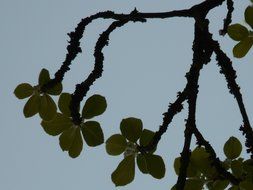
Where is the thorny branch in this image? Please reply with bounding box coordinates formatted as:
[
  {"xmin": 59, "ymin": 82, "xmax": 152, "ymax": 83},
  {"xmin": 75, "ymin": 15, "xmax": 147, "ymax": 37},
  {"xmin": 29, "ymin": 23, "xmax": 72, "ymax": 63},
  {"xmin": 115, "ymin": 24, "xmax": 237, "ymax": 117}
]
[{"xmin": 41, "ymin": 0, "xmax": 252, "ymax": 188}]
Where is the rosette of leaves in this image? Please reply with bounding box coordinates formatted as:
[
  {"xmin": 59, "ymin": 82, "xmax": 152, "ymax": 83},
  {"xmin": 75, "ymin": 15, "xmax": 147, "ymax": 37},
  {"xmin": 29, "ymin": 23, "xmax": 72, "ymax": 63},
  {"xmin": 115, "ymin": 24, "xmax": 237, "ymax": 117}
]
[
  {"xmin": 172, "ymin": 136, "xmax": 250, "ymax": 190},
  {"xmin": 227, "ymin": 5, "xmax": 253, "ymax": 58},
  {"xmin": 105, "ymin": 117, "xmax": 165, "ymax": 186},
  {"xmin": 41, "ymin": 93, "xmax": 107, "ymax": 158},
  {"xmin": 14, "ymin": 68, "xmax": 62, "ymax": 121}
]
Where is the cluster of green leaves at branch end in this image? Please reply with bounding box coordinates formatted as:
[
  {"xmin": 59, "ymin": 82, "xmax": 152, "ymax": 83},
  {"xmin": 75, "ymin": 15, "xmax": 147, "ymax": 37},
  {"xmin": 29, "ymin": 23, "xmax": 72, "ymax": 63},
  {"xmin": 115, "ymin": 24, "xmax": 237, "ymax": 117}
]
[
  {"xmin": 14, "ymin": 68, "xmax": 107, "ymax": 158},
  {"xmin": 172, "ymin": 136, "xmax": 253, "ymax": 190},
  {"xmin": 105, "ymin": 117, "xmax": 165, "ymax": 186},
  {"xmin": 227, "ymin": 2, "xmax": 253, "ymax": 58}
]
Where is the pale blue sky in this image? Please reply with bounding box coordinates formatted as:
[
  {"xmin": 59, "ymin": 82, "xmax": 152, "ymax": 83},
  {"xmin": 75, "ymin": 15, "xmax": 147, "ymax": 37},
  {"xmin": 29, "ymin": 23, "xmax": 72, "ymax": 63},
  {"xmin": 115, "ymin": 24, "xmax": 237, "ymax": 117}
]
[{"xmin": 1, "ymin": 0, "xmax": 253, "ymax": 189}]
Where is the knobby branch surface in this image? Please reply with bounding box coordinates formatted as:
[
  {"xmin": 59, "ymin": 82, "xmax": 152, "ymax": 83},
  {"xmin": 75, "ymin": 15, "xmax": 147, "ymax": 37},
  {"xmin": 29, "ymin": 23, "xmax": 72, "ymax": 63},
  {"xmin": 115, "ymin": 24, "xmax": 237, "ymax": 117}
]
[{"xmin": 39, "ymin": 0, "xmax": 253, "ymax": 188}]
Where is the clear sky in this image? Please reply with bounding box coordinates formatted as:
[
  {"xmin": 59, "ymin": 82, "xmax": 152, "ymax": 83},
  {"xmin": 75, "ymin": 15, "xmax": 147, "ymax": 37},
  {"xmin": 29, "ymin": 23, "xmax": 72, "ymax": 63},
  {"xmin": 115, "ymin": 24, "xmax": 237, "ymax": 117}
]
[{"xmin": 1, "ymin": 0, "xmax": 253, "ymax": 189}]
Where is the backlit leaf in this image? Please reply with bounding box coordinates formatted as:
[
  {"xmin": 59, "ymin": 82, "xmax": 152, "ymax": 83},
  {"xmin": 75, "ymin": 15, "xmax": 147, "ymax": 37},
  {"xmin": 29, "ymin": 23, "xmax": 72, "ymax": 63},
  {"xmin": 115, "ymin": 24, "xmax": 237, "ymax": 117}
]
[
  {"xmin": 120, "ymin": 117, "xmax": 143, "ymax": 142},
  {"xmin": 106, "ymin": 134, "xmax": 127, "ymax": 155},
  {"xmin": 231, "ymin": 159, "xmax": 243, "ymax": 178},
  {"xmin": 46, "ymin": 82, "xmax": 62, "ymax": 95},
  {"xmin": 58, "ymin": 93, "xmax": 72, "ymax": 117},
  {"xmin": 184, "ymin": 179, "xmax": 204, "ymax": 190},
  {"xmin": 82, "ymin": 94, "xmax": 107, "ymax": 119},
  {"xmin": 14, "ymin": 83, "xmax": 34, "ymax": 99},
  {"xmin": 223, "ymin": 136, "xmax": 242, "ymax": 159},
  {"xmin": 59, "ymin": 125, "xmax": 78, "ymax": 151},
  {"xmin": 39, "ymin": 94, "xmax": 57, "ymax": 121},
  {"xmin": 137, "ymin": 154, "xmax": 149, "ymax": 174},
  {"xmin": 240, "ymin": 180, "xmax": 253, "ymax": 190},
  {"xmin": 146, "ymin": 154, "xmax": 165, "ymax": 179},
  {"xmin": 23, "ymin": 94, "xmax": 40, "ymax": 117},
  {"xmin": 81, "ymin": 121, "xmax": 104, "ymax": 147},
  {"xmin": 245, "ymin": 6, "xmax": 253, "ymax": 28},
  {"xmin": 111, "ymin": 155, "xmax": 135, "ymax": 186},
  {"xmin": 227, "ymin": 24, "xmax": 249, "ymax": 41},
  {"xmin": 233, "ymin": 37, "xmax": 253, "ymax": 58},
  {"xmin": 39, "ymin": 68, "xmax": 50, "ymax": 86},
  {"xmin": 174, "ymin": 157, "xmax": 198, "ymax": 177},
  {"xmin": 41, "ymin": 113, "xmax": 72, "ymax": 136},
  {"xmin": 68, "ymin": 127, "xmax": 83, "ymax": 158},
  {"xmin": 213, "ymin": 180, "xmax": 229, "ymax": 190}
]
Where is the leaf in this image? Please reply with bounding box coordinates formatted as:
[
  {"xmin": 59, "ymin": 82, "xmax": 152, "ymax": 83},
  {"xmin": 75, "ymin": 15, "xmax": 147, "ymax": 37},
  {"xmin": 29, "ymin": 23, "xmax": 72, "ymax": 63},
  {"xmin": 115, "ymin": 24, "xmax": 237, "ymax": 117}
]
[
  {"xmin": 240, "ymin": 180, "xmax": 253, "ymax": 190},
  {"xmin": 212, "ymin": 180, "xmax": 229, "ymax": 190},
  {"xmin": 59, "ymin": 125, "xmax": 78, "ymax": 151},
  {"xmin": 145, "ymin": 154, "xmax": 165, "ymax": 179},
  {"xmin": 68, "ymin": 127, "xmax": 83, "ymax": 158},
  {"xmin": 120, "ymin": 117, "xmax": 143, "ymax": 142},
  {"xmin": 233, "ymin": 37, "xmax": 253, "ymax": 58},
  {"xmin": 190, "ymin": 147, "xmax": 211, "ymax": 173},
  {"xmin": 41, "ymin": 113, "xmax": 72, "ymax": 136},
  {"xmin": 81, "ymin": 121, "xmax": 104, "ymax": 147},
  {"xmin": 39, "ymin": 68, "xmax": 50, "ymax": 86},
  {"xmin": 106, "ymin": 134, "xmax": 127, "ymax": 155},
  {"xmin": 111, "ymin": 155, "xmax": 135, "ymax": 186},
  {"xmin": 174, "ymin": 157, "xmax": 181, "ymax": 176},
  {"xmin": 58, "ymin": 93, "xmax": 72, "ymax": 117},
  {"xmin": 46, "ymin": 82, "xmax": 63, "ymax": 95},
  {"xmin": 184, "ymin": 179, "xmax": 204, "ymax": 190},
  {"xmin": 23, "ymin": 94, "xmax": 40, "ymax": 117},
  {"xmin": 223, "ymin": 136, "xmax": 242, "ymax": 159},
  {"xmin": 231, "ymin": 159, "xmax": 243, "ymax": 178},
  {"xmin": 82, "ymin": 94, "xmax": 107, "ymax": 119},
  {"xmin": 227, "ymin": 24, "xmax": 249, "ymax": 41},
  {"xmin": 14, "ymin": 83, "xmax": 34, "ymax": 99},
  {"xmin": 137, "ymin": 154, "xmax": 149, "ymax": 174},
  {"xmin": 245, "ymin": 6, "xmax": 253, "ymax": 28},
  {"xmin": 39, "ymin": 94, "xmax": 57, "ymax": 121},
  {"xmin": 242, "ymin": 159, "xmax": 253, "ymax": 175},
  {"xmin": 173, "ymin": 157, "xmax": 198, "ymax": 177}
]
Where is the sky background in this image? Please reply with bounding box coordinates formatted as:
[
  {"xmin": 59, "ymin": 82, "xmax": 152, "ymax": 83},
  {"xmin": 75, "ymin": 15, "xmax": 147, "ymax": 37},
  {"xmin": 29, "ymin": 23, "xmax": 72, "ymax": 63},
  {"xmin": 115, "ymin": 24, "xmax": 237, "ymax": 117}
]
[{"xmin": 1, "ymin": 0, "xmax": 253, "ymax": 189}]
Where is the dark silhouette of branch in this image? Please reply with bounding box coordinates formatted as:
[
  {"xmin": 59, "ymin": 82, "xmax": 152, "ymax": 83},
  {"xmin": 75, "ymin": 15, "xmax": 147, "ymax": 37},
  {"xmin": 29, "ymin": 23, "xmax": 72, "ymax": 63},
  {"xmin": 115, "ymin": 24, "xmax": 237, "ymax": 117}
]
[
  {"xmin": 41, "ymin": 0, "xmax": 229, "ymax": 92},
  {"xmin": 69, "ymin": 19, "xmax": 134, "ymax": 124},
  {"xmin": 208, "ymin": 36, "xmax": 253, "ymax": 158},
  {"xmin": 220, "ymin": 0, "xmax": 234, "ymax": 35}
]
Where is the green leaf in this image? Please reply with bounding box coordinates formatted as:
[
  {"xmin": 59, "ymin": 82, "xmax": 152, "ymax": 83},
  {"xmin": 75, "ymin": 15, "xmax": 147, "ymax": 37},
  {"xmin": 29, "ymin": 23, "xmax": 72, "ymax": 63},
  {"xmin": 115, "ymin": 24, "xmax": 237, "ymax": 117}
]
[
  {"xmin": 245, "ymin": 6, "xmax": 253, "ymax": 28},
  {"xmin": 14, "ymin": 83, "xmax": 34, "ymax": 99},
  {"xmin": 139, "ymin": 129, "xmax": 156, "ymax": 153},
  {"xmin": 41, "ymin": 113, "xmax": 72, "ymax": 136},
  {"xmin": 81, "ymin": 121, "xmax": 104, "ymax": 147},
  {"xmin": 23, "ymin": 94, "xmax": 40, "ymax": 117},
  {"xmin": 39, "ymin": 94, "xmax": 57, "ymax": 121},
  {"xmin": 174, "ymin": 157, "xmax": 181, "ymax": 176},
  {"xmin": 190, "ymin": 147, "xmax": 211, "ymax": 174},
  {"xmin": 242, "ymin": 159, "xmax": 253, "ymax": 175},
  {"xmin": 184, "ymin": 179, "xmax": 204, "ymax": 190},
  {"xmin": 137, "ymin": 154, "xmax": 149, "ymax": 174},
  {"xmin": 240, "ymin": 180, "xmax": 253, "ymax": 190},
  {"xmin": 233, "ymin": 37, "xmax": 253, "ymax": 58},
  {"xmin": 212, "ymin": 180, "xmax": 229, "ymax": 190},
  {"xmin": 145, "ymin": 154, "xmax": 165, "ymax": 179},
  {"xmin": 231, "ymin": 159, "xmax": 243, "ymax": 178},
  {"xmin": 39, "ymin": 68, "xmax": 50, "ymax": 86},
  {"xmin": 111, "ymin": 155, "xmax": 135, "ymax": 186},
  {"xmin": 120, "ymin": 117, "xmax": 143, "ymax": 142},
  {"xmin": 59, "ymin": 125, "xmax": 78, "ymax": 151},
  {"xmin": 173, "ymin": 157, "xmax": 198, "ymax": 177},
  {"xmin": 82, "ymin": 94, "xmax": 107, "ymax": 119},
  {"xmin": 227, "ymin": 24, "xmax": 249, "ymax": 41},
  {"xmin": 68, "ymin": 127, "xmax": 83, "ymax": 158},
  {"xmin": 223, "ymin": 136, "xmax": 242, "ymax": 159},
  {"xmin": 106, "ymin": 134, "xmax": 127, "ymax": 155},
  {"xmin": 58, "ymin": 93, "xmax": 72, "ymax": 117},
  {"xmin": 228, "ymin": 186, "xmax": 240, "ymax": 190},
  {"xmin": 46, "ymin": 82, "xmax": 63, "ymax": 95}
]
